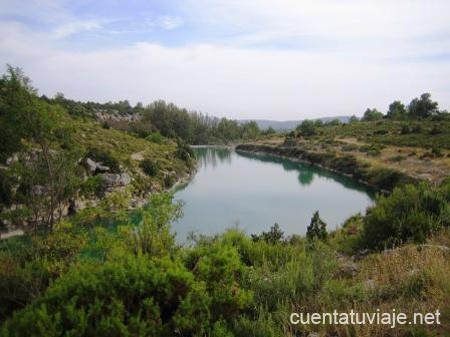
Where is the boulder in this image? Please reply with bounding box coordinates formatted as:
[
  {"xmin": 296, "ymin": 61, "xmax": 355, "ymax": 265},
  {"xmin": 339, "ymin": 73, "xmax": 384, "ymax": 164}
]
[
  {"xmin": 119, "ymin": 173, "xmax": 131, "ymax": 186},
  {"xmin": 86, "ymin": 158, "xmax": 110, "ymax": 173}
]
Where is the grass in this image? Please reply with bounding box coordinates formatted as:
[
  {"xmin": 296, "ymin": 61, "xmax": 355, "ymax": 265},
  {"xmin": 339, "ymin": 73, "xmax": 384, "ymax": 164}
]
[
  {"xmin": 72, "ymin": 119, "xmax": 193, "ymax": 193},
  {"xmin": 245, "ymin": 119, "xmax": 450, "ymax": 184}
]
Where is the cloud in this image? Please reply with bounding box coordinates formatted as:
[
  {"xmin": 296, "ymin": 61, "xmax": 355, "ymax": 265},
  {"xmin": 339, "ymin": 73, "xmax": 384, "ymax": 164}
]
[
  {"xmin": 158, "ymin": 16, "xmax": 184, "ymax": 30},
  {"xmin": 0, "ymin": 0, "xmax": 449, "ymax": 119},
  {"xmin": 52, "ymin": 20, "xmax": 103, "ymax": 39}
]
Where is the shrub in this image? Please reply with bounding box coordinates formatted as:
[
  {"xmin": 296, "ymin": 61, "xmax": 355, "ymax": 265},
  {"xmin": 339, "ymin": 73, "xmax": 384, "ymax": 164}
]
[
  {"xmin": 176, "ymin": 139, "xmax": 194, "ymax": 162},
  {"xmin": 341, "ymin": 144, "xmax": 358, "ymax": 152},
  {"xmin": 306, "ymin": 211, "xmax": 327, "ymax": 241},
  {"xmin": 84, "ymin": 147, "xmax": 120, "ymax": 173},
  {"xmin": 139, "ymin": 159, "xmax": 159, "ymax": 177},
  {"xmin": 2, "ymin": 255, "xmax": 212, "ymax": 336},
  {"xmin": 388, "ymin": 155, "xmax": 405, "ymax": 162},
  {"xmin": 363, "ymin": 181, "xmax": 450, "ymax": 249},
  {"xmin": 252, "ymin": 223, "xmax": 284, "ymax": 244},
  {"xmin": 164, "ymin": 175, "xmax": 176, "ymax": 188},
  {"xmin": 146, "ymin": 132, "xmax": 164, "ymax": 144},
  {"xmin": 80, "ymin": 175, "xmax": 107, "ymax": 198},
  {"xmin": 431, "ymin": 146, "xmax": 442, "ymax": 157}
]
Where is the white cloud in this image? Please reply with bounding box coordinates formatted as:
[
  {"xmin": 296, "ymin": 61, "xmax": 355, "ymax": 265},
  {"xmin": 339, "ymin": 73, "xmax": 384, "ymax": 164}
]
[
  {"xmin": 0, "ymin": 1, "xmax": 449, "ymax": 119},
  {"xmin": 158, "ymin": 16, "xmax": 184, "ymax": 30},
  {"xmin": 52, "ymin": 20, "xmax": 103, "ymax": 39}
]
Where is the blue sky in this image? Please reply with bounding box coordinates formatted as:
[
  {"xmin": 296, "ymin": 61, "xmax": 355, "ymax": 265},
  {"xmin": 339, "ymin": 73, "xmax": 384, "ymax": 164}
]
[{"xmin": 1, "ymin": 0, "xmax": 449, "ymax": 119}]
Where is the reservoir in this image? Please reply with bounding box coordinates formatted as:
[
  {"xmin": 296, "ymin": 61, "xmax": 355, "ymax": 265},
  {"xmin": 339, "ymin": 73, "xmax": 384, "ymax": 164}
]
[{"xmin": 173, "ymin": 147, "xmax": 374, "ymax": 241}]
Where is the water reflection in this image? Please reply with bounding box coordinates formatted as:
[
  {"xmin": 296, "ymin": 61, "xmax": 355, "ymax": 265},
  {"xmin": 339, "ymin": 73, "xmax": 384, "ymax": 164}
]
[
  {"xmin": 236, "ymin": 150, "xmax": 374, "ymax": 196},
  {"xmin": 194, "ymin": 147, "xmax": 232, "ymax": 169},
  {"xmin": 173, "ymin": 147, "xmax": 374, "ymax": 242}
]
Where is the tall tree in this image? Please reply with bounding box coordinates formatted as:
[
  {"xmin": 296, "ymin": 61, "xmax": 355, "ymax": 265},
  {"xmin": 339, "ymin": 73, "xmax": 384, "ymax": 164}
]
[
  {"xmin": 386, "ymin": 101, "xmax": 407, "ymax": 120},
  {"xmin": 362, "ymin": 108, "xmax": 384, "ymax": 121},
  {"xmin": 306, "ymin": 211, "xmax": 327, "ymax": 241},
  {"xmin": 408, "ymin": 93, "xmax": 439, "ymax": 119}
]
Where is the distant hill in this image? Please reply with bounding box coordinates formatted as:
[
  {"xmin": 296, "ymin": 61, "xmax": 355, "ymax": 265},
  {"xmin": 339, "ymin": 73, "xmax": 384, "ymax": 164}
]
[{"xmin": 239, "ymin": 116, "xmax": 351, "ymax": 131}]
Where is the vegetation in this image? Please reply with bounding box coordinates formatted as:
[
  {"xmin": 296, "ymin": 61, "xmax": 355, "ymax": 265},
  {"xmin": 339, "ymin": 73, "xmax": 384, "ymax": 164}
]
[
  {"xmin": 1, "ymin": 180, "xmax": 449, "ymax": 336},
  {"xmin": 0, "ymin": 67, "xmax": 193, "ymax": 233},
  {"xmin": 48, "ymin": 95, "xmax": 262, "ymax": 145},
  {"xmin": 1, "ymin": 67, "xmax": 450, "ymax": 335}
]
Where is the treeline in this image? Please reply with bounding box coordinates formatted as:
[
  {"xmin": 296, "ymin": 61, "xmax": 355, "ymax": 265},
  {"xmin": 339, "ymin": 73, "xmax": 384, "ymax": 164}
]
[
  {"xmin": 46, "ymin": 95, "xmax": 263, "ymax": 144},
  {"xmin": 294, "ymin": 92, "xmax": 449, "ymax": 138},
  {"xmin": 361, "ymin": 93, "xmax": 447, "ymax": 121}
]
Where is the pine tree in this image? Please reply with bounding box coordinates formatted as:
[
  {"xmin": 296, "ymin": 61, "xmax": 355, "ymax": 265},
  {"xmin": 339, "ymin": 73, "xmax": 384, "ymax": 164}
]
[{"xmin": 306, "ymin": 211, "xmax": 327, "ymax": 241}]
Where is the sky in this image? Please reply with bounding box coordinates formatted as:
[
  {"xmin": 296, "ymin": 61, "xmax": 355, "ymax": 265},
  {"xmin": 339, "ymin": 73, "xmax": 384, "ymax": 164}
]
[{"xmin": 0, "ymin": 0, "xmax": 449, "ymax": 120}]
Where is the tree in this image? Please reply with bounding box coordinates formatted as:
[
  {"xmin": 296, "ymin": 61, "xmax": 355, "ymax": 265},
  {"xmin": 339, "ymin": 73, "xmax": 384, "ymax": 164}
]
[
  {"xmin": 296, "ymin": 119, "xmax": 317, "ymax": 136},
  {"xmin": 408, "ymin": 93, "xmax": 439, "ymax": 119},
  {"xmin": 306, "ymin": 211, "xmax": 327, "ymax": 241},
  {"xmin": 386, "ymin": 101, "xmax": 407, "ymax": 120},
  {"xmin": 349, "ymin": 115, "xmax": 359, "ymax": 124},
  {"xmin": 362, "ymin": 108, "xmax": 384, "ymax": 121},
  {"xmin": 0, "ymin": 66, "xmax": 81, "ymax": 230},
  {"xmin": 251, "ymin": 223, "xmax": 284, "ymax": 243}
]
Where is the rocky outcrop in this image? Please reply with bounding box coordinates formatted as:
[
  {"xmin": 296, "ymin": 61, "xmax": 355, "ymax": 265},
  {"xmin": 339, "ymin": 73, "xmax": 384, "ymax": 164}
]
[{"xmin": 85, "ymin": 158, "xmax": 111, "ymax": 173}]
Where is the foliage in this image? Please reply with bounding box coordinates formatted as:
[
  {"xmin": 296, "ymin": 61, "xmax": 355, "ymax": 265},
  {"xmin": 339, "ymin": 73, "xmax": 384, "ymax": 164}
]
[
  {"xmin": 139, "ymin": 159, "xmax": 159, "ymax": 177},
  {"xmin": 84, "ymin": 147, "xmax": 120, "ymax": 173},
  {"xmin": 251, "ymin": 223, "xmax": 284, "ymax": 244},
  {"xmin": 408, "ymin": 93, "xmax": 439, "ymax": 119},
  {"xmin": 0, "ymin": 66, "xmax": 82, "ymax": 230},
  {"xmin": 387, "ymin": 101, "xmax": 407, "ymax": 120},
  {"xmin": 362, "ymin": 108, "xmax": 384, "ymax": 121},
  {"xmin": 363, "ymin": 180, "xmax": 450, "ymax": 249},
  {"xmin": 306, "ymin": 211, "xmax": 327, "ymax": 241},
  {"xmin": 296, "ymin": 119, "xmax": 317, "ymax": 136}
]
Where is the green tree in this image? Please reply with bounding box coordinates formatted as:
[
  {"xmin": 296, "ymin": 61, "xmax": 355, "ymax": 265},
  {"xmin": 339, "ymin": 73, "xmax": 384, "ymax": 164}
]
[
  {"xmin": 0, "ymin": 66, "xmax": 81, "ymax": 230},
  {"xmin": 306, "ymin": 211, "xmax": 327, "ymax": 241},
  {"xmin": 362, "ymin": 108, "xmax": 384, "ymax": 121},
  {"xmin": 348, "ymin": 115, "xmax": 359, "ymax": 124},
  {"xmin": 408, "ymin": 93, "xmax": 439, "ymax": 119},
  {"xmin": 296, "ymin": 119, "xmax": 317, "ymax": 136},
  {"xmin": 387, "ymin": 101, "xmax": 407, "ymax": 120}
]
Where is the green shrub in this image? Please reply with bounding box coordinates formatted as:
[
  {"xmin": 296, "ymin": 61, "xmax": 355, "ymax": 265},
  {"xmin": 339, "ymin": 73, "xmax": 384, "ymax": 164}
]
[
  {"xmin": 164, "ymin": 175, "xmax": 176, "ymax": 188},
  {"xmin": 388, "ymin": 155, "xmax": 405, "ymax": 162},
  {"xmin": 139, "ymin": 159, "xmax": 159, "ymax": 177},
  {"xmin": 306, "ymin": 211, "xmax": 327, "ymax": 241},
  {"xmin": 251, "ymin": 223, "xmax": 284, "ymax": 244},
  {"xmin": 2, "ymin": 255, "xmax": 211, "ymax": 336},
  {"xmin": 84, "ymin": 147, "xmax": 120, "ymax": 173},
  {"xmin": 363, "ymin": 181, "xmax": 450, "ymax": 249},
  {"xmin": 80, "ymin": 175, "xmax": 107, "ymax": 198},
  {"xmin": 146, "ymin": 132, "xmax": 164, "ymax": 144},
  {"xmin": 431, "ymin": 146, "xmax": 442, "ymax": 157},
  {"xmin": 176, "ymin": 139, "xmax": 194, "ymax": 162}
]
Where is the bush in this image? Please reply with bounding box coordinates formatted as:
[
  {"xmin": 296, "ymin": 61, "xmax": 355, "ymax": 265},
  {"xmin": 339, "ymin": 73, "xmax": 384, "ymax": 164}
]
[
  {"xmin": 431, "ymin": 146, "xmax": 442, "ymax": 157},
  {"xmin": 363, "ymin": 181, "xmax": 450, "ymax": 249},
  {"xmin": 80, "ymin": 175, "xmax": 107, "ymax": 198},
  {"xmin": 164, "ymin": 175, "xmax": 176, "ymax": 188},
  {"xmin": 146, "ymin": 132, "xmax": 164, "ymax": 144},
  {"xmin": 139, "ymin": 159, "xmax": 159, "ymax": 177},
  {"xmin": 2, "ymin": 255, "xmax": 212, "ymax": 336},
  {"xmin": 306, "ymin": 211, "xmax": 327, "ymax": 241},
  {"xmin": 84, "ymin": 148, "xmax": 120, "ymax": 173},
  {"xmin": 252, "ymin": 223, "xmax": 284, "ymax": 244},
  {"xmin": 176, "ymin": 139, "xmax": 194, "ymax": 162}
]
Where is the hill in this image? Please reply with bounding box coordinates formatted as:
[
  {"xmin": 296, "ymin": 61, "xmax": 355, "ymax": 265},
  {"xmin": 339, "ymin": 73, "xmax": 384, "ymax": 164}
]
[{"xmin": 239, "ymin": 116, "xmax": 351, "ymax": 131}]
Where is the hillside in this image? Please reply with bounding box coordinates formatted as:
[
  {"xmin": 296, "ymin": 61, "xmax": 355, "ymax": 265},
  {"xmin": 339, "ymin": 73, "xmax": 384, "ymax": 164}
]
[{"xmin": 239, "ymin": 116, "xmax": 351, "ymax": 131}]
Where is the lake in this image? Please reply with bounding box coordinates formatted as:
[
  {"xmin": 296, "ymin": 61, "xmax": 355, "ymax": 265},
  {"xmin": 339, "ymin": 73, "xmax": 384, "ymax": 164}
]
[{"xmin": 173, "ymin": 147, "xmax": 374, "ymax": 241}]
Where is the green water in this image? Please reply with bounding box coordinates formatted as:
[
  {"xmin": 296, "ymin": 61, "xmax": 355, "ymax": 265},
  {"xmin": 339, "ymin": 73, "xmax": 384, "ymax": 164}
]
[{"xmin": 173, "ymin": 147, "xmax": 374, "ymax": 241}]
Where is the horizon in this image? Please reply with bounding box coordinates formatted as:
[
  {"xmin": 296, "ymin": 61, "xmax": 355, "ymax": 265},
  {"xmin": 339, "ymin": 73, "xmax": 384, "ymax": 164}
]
[{"xmin": 1, "ymin": 0, "xmax": 449, "ymax": 120}]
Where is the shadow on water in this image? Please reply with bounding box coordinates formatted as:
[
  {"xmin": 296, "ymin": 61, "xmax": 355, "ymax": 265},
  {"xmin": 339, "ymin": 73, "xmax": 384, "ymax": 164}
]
[{"xmin": 234, "ymin": 150, "xmax": 375, "ymax": 198}]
